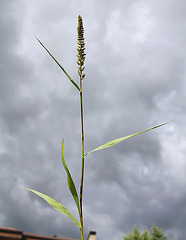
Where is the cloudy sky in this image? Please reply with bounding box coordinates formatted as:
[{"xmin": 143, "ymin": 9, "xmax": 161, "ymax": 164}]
[{"xmin": 1, "ymin": 0, "xmax": 186, "ymax": 240}]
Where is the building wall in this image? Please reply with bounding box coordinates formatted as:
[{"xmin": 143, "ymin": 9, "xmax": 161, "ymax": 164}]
[{"xmin": 0, "ymin": 227, "xmax": 77, "ymax": 240}]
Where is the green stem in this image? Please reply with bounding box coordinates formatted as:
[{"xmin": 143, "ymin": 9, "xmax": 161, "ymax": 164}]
[{"xmin": 79, "ymin": 78, "xmax": 85, "ymax": 240}]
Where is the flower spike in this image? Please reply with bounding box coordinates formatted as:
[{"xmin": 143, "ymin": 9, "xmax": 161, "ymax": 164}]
[{"xmin": 77, "ymin": 15, "xmax": 86, "ymax": 80}]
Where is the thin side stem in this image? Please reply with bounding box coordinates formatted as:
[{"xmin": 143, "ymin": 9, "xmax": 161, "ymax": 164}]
[{"xmin": 79, "ymin": 78, "xmax": 85, "ymax": 240}]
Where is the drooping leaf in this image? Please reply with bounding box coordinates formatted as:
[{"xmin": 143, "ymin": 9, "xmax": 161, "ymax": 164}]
[
  {"xmin": 84, "ymin": 122, "xmax": 170, "ymax": 157},
  {"xmin": 35, "ymin": 36, "xmax": 80, "ymax": 91},
  {"xmin": 61, "ymin": 140, "xmax": 80, "ymax": 215},
  {"xmin": 23, "ymin": 188, "xmax": 81, "ymax": 228}
]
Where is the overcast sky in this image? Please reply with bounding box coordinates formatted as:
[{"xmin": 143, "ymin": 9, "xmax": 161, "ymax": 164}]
[{"xmin": 0, "ymin": 1, "xmax": 186, "ymax": 240}]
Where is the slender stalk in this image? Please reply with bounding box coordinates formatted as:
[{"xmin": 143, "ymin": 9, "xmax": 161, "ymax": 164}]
[
  {"xmin": 77, "ymin": 15, "xmax": 86, "ymax": 240},
  {"xmin": 79, "ymin": 81, "xmax": 85, "ymax": 240}
]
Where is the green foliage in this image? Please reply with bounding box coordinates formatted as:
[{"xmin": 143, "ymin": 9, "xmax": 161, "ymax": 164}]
[
  {"xmin": 35, "ymin": 36, "xmax": 80, "ymax": 91},
  {"xmin": 61, "ymin": 140, "xmax": 81, "ymax": 217},
  {"xmin": 123, "ymin": 226, "xmax": 176, "ymax": 240},
  {"xmin": 84, "ymin": 122, "xmax": 170, "ymax": 157},
  {"xmin": 22, "ymin": 188, "xmax": 81, "ymax": 228},
  {"xmin": 23, "ymin": 15, "xmax": 170, "ymax": 240}
]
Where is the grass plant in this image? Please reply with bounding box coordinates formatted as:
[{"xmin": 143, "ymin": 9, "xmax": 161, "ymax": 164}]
[{"xmin": 23, "ymin": 16, "xmax": 169, "ymax": 240}]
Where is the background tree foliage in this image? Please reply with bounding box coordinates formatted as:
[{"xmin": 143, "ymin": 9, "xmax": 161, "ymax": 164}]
[{"xmin": 123, "ymin": 226, "xmax": 177, "ymax": 240}]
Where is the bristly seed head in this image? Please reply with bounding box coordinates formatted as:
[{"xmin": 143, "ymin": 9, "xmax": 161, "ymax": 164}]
[{"xmin": 77, "ymin": 15, "xmax": 86, "ymax": 80}]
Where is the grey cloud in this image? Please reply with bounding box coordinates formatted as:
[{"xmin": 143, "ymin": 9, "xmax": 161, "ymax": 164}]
[{"xmin": 0, "ymin": 1, "xmax": 186, "ymax": 240}]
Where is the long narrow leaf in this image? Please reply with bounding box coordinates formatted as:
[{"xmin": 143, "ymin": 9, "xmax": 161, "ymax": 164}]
[
  {"xmin": 84, "ymin": 122, "xmax": 170, "ymax": 157},
  {"xmin": 61, "ymin": 140, "xmax": 80, "ymax": 215},
  {"xmin": 23, "ymin": 188, "xmax": 81, "ymax": 228},
  {"xmin": 35, "ymin": 36, "xmax": 80, "ymax": 92}
]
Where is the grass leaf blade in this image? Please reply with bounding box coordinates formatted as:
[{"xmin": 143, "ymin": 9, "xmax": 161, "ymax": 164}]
[
  {"xmin": 61, "ymin": 140, "xmax": 80, "ymax": 216},
  {"xmin": 35, "ymin": 36, "xmax": 80, "ymax": 91},
  {"xmin": 23, "ymin": 188, "xmax": 81, "ymax": 228},
  {"xmin": 85, "ymin": 122, "xmax": 170, "ymax": 157}
]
